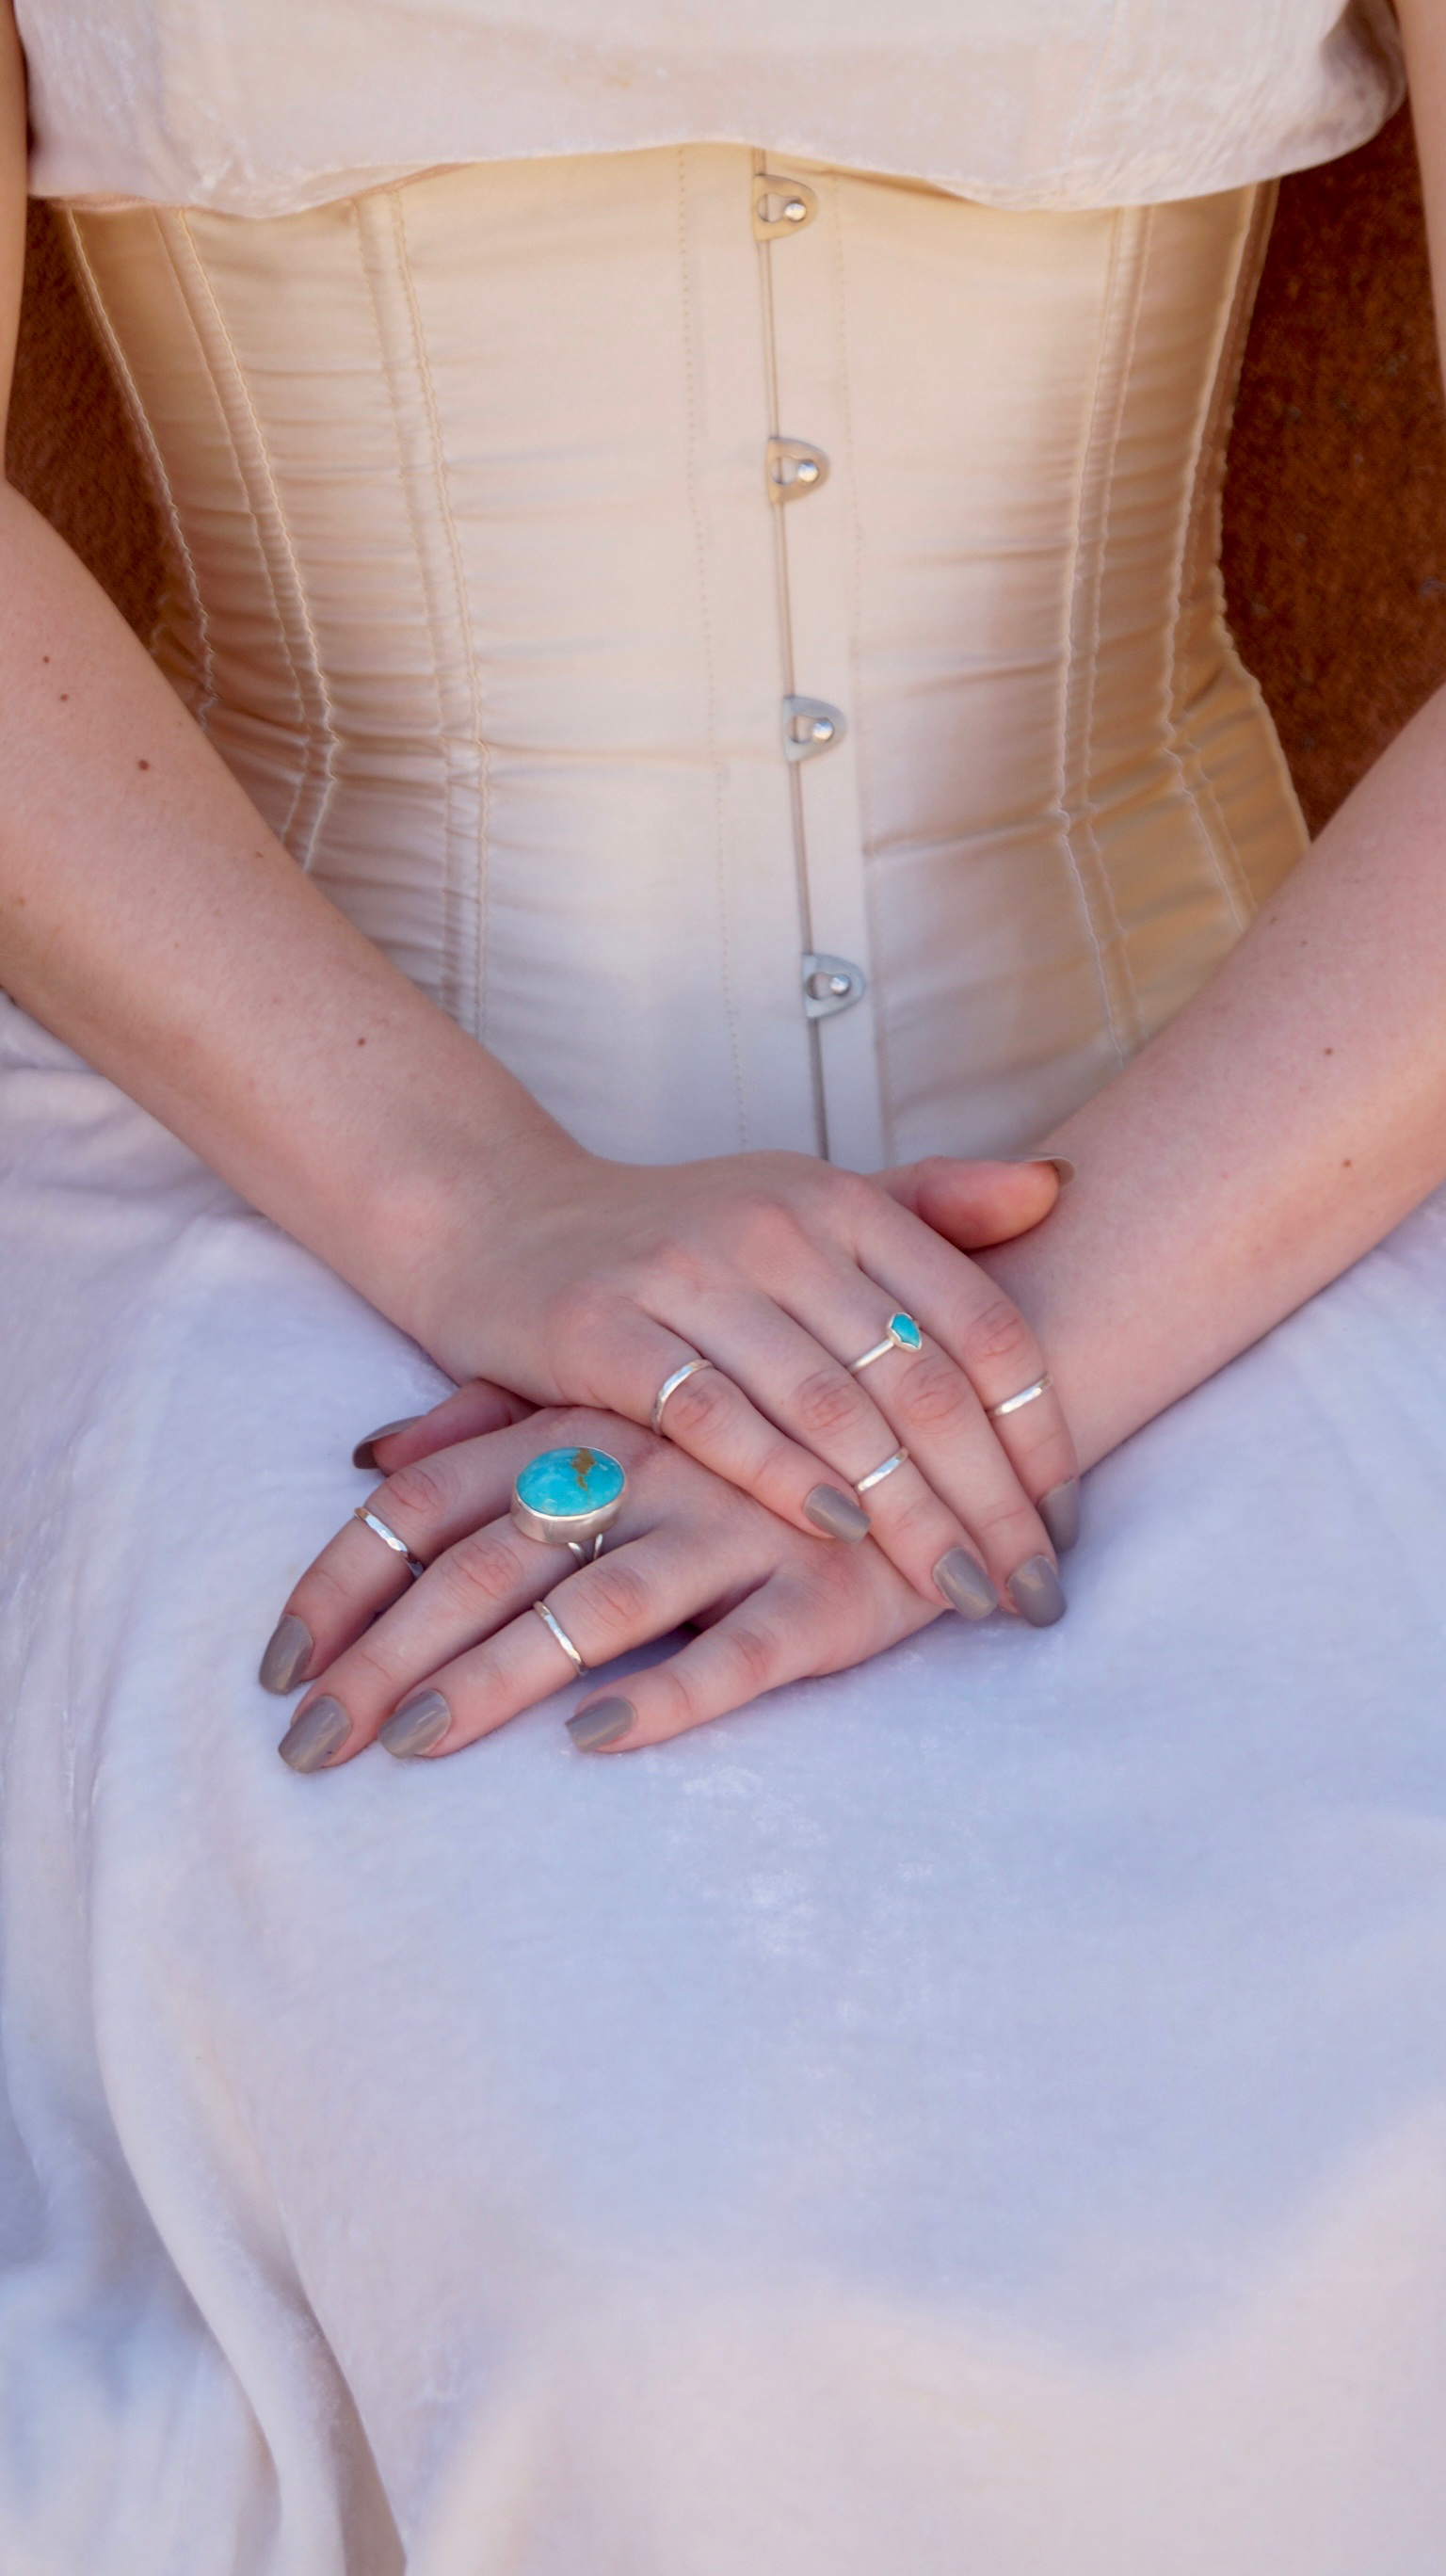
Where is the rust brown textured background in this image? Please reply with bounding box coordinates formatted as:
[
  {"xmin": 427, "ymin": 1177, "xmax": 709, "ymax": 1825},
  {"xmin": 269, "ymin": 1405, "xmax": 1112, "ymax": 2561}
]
[{"xmin": 8, "ymin": 108, "xmax": 1446, "ymax": 834}]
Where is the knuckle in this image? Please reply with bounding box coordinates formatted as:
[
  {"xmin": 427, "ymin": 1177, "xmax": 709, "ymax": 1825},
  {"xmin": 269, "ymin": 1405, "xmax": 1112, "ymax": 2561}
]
[
  {"xmin": 548, "ymin": 1280, "xmax": 616, "ymax": 1353},
  {"xmin": 649, "ymin": 1232, "xmax": 714, "ymax": 1299},
  {"xmin": 661, "ymin": 1365, "xmax": 737, "ymax": 1443},
  {"xmin": 436, "ymin": 1527, "xmax": 525, "ymax": 1615},
  {"xmin": 822, "ymin": 1167, "xmax": 878, "ymax": 1232},
  {"xmin": 719, "ymin": 1618, "xmax": 782, "ymax": 1699},
  {"xmin": 731, "ymin": 1189, "xmax": 805, "ymax": 1267},
  {"xmin": 894, "ymin": 1349, "xmax": 974, "ymax": 1433},
  {"xmin": 382, "ymin": 1456, "xmax": 453, "ymax": 1528},
  {"xmin": 966, "ymin": 1493, "xmax": 1040, "ymax": 1559},
  {"xmin": 959, "ymin": 1295, "xmax": 1036, "ymax": 1382},
  {"xmin": 793, "ymin": 1363, "xmax": 864, "ymax": 1444},
  {"xmin": 575, "ymin": 1556, "xmax": 651, "ymax": 1634}
]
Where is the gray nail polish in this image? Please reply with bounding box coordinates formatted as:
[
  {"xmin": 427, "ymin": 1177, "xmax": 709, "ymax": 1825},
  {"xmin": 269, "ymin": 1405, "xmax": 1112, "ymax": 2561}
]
[
  {"xmin": 1029, "ymin": 1153, "xmax": 1076, "ymax": 1187},
  {"xmin": 352, "ymin": 1416, "xmax": 418, "ymax": 1471},
  {"xmin": 567, "ymin": 1698, "xmax": 637, "ymax": 1753},
  {"xmin": 933, "ymin": 1547, "xmax": 999, "ymax": 1621},
  {"xmin": 1037, "ymin": 1477, "xmax": 1082, "ymax": 1555},
  {"xmin": 1007, "ymin": 1555, "xmax": 1067, "ymax": 1628},
  {"xmin": 378, "ymin": 1688, "xmax": 451, "ymax": 1760},
  {"xmin": 278, "ymin": 1696, "xmax": 350, "ymax": 1772},
  {"xmin": 804, "ymin": 1484, "xmax": 872, "ymax": 1542},
  {"xmin": 259, "ymin": 1612, "xmax": 313, "ymax": 1695}
]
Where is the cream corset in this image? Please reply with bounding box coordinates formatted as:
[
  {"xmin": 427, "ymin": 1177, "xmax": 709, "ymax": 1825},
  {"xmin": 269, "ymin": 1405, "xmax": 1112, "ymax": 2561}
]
[{"xmin": 60, "ymin": 149, "xmax": 1305, "ymax": 1167}]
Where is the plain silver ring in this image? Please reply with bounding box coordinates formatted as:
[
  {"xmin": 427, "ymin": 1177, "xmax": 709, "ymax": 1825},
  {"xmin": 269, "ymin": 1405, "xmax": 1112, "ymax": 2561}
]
[
  {"xmin": 651, "ymin": 1356, "xmax": 715, "ymax": 1435},
  {"xmin": 854, "ymin": 1445, "xmax": 909, "ymax": 1496},
  {"xmin": 353, "ymin": 1503, "xmax": 425, "ymax": 1580},
  {"xmin": 533, "ymin": 1597, "xmax": 587, "ymax": 1678},
  {"xmin": 987, "ymin": 1372, "xmax": 1052, "ymax": 1421}
]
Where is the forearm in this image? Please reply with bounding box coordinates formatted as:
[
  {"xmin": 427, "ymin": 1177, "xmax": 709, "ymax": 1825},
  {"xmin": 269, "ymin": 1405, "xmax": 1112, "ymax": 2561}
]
[
  {"xmin": 0, "ymin": 484, "xmax": 577, "ymax": 1343},
  {"xmin": 984, "ymin": 681, "xmax": 1446, "ymax": 1469}
]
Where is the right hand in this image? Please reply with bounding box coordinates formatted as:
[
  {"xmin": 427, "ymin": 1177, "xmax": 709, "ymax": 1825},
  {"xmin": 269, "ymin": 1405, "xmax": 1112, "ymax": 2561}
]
[{"xmin": 396, "ymin": 1146, "xmax": 1080, "ymax": 1624}]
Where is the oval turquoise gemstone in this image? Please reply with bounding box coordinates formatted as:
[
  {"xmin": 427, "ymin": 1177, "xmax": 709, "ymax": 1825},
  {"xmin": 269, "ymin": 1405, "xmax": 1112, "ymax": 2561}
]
[
  {"xmin": 889, "ymin": 1312, "xmax": 923, "ymax": 1350},
  {"xmin": 515, "ymin": 1444, "xmax": 626, "ymax": 1522}
]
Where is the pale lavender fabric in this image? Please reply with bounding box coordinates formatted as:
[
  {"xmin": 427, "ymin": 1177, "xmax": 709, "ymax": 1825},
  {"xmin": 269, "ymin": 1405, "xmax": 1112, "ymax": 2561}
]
[{"xmin": 2, "ymin": 987, "xmax": 1445, "ymax": 2570}]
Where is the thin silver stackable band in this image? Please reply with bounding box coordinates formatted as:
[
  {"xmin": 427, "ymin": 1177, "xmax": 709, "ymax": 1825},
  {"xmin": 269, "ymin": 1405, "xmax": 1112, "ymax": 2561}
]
[
  {"xmin": 353, "ymin": 1504, "xmax": 425, "ymax": 1579},
  {"xmin": 847, "ymin": 1333, "xmax": 897, "ymax": 1377},
  {"xmin": 987, "ymin": 1372, "xmax": 1052, "ymax": 1421},
  {"xmin": 533, "ymin": 1598, "xmax": 587, "ymax": 1678},
  {"xmin": 854, "ymin": 1445, "xmax": 909, "ymax": 1496},
  {"xmin": 651, "ymin": 1356, "xmax": 715, "ymax": 1435}
]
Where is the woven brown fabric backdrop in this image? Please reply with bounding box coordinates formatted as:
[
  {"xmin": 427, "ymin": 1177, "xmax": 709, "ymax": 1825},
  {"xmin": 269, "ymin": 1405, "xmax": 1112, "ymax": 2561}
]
[{"xmin": 8, "ymin": 108, "xmax": 1446, "ymax": 834}]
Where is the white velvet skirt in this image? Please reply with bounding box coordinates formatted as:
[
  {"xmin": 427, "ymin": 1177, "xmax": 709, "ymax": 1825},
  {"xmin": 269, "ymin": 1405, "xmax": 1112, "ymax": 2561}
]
[{"xmin": 1, "ymin": 148, "xmax": 1443, "ymax": 2575}]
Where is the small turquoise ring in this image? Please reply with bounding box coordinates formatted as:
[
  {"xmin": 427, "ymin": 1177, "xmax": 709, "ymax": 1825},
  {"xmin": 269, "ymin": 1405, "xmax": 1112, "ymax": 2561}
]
[
  {"xmin": 846, "ymin": 1311, "xmax": 924, "ymax": 1377},
  {"xmin": 511, "ymin": 1444, "xmax": 628, "ymax": 1566}
]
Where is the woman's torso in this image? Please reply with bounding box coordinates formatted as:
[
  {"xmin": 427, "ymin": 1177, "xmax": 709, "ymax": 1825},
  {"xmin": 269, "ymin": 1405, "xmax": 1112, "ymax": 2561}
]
[{"xmin": 63, "ymin": 147, "xmax": 1306, "ymax": 1167}]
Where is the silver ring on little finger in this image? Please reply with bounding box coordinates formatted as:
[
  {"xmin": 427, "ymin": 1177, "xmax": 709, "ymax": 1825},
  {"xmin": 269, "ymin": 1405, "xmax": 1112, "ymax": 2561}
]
[
  {"xmin": 986, "ymin": 1371, "xmax": 1052, "ymax": 1420},
  {"xmin": 510, "ymin": 1443, "xmax": 627, "ymax": 1565},
  {"xmin": 353, "ymin": 1503, "xmax": 426, "ymax": 1580}
]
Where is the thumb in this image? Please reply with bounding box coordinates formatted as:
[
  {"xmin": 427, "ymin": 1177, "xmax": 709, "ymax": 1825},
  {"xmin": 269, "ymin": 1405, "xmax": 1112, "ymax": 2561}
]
[{"xmin": 873, "ymin": 1153, "xmax": 1074, "ymax": 1250}]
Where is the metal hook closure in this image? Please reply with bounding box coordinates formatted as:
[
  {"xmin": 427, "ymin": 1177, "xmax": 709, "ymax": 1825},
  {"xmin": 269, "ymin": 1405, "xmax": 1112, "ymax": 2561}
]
[
  {"xmin": 802, "ymin": 954, "xmax": 867, "ymax": 1020},
  {"xmin": 766, "ymin": 437, "xmax": 829, "ymax": 503},
  {"xmin": 753, "ymin": 176, "xmax": 819, "ymax": 240},
  {"xmin": 782, "ymin": 695, "xmax": 847, "ymax": 762}
]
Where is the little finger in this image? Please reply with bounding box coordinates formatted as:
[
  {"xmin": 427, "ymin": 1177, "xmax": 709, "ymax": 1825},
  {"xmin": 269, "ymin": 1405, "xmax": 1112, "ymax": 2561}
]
[{"xmin": 566, "ymin": 1560, "xmax": 939, "ymax": 1753}]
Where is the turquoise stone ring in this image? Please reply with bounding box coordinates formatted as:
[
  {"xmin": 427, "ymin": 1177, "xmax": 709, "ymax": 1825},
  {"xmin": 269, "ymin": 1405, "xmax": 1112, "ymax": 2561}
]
[
  {"xmin": 845, "ymin": 1311, "xmax": 924, "ymax": 1377},
  {"xmin": 511, "ymin": 1445, "xmax": 628, "ymax": 1559}
]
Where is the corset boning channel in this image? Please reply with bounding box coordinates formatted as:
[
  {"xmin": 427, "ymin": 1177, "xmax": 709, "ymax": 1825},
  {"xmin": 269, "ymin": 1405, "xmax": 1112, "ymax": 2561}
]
[{"xmin": 58, "ymin": 148, "xmax": 1307, "ymax": 1169}]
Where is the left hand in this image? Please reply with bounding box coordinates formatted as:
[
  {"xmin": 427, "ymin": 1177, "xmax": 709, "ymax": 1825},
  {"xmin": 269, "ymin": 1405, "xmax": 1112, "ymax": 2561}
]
[{"xmin": 260, "ymin": 1405, "xmax": 986, "ymax": 1767}]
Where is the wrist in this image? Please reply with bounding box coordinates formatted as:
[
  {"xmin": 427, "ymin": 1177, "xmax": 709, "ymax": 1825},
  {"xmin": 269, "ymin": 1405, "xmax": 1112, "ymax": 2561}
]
[{"xmin": 380, "ymin": 1108, "xmax": 594, "ymax": 1381}]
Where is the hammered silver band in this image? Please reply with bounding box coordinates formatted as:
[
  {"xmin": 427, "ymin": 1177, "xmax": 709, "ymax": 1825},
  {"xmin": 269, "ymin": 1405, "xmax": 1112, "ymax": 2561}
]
[
  {"xmin": 987, "ymin": 1372, "xmax": 1052, "ymax": 1421},
  {"xmin": 854, "ymin": 1445, "xmax": 910, "ymax": 1496},
  {"xmin": 533, "ymin": 1598, "xmax": 587, "ymax": 1678},
  {"xmin": 651, "ymin": 1356, "xmax": 715, "ymax": 1435},
  {"xmin": 353, "ymin": 1503, "xmax": 425, "ymax": 1579}
]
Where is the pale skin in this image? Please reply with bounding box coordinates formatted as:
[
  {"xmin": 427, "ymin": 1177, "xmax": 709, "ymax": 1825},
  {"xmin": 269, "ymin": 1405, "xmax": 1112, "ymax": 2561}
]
[{"xmin": 6, "ymin": 5, "xmax": 1446, "ymax": 1759}]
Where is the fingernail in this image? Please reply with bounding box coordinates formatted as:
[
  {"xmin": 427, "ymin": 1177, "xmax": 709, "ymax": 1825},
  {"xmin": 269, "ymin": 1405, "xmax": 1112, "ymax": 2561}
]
[
  {"xmin": 1007, "ymin": 1555, "xmax": 1067, "ymax": 1628},
  {"xmin": 1029, "ymin": 1154, "xmax": 1076, "ymax": 1187},
  {"xmin": 378, "ymin": 1687, "xmax": 451, "ymax": 1760},
  {"xmin": 1037, "ymin": 1477, "xmax": 1082, "ymax": 1554},
  {"xmin": 259, "ymin": 1612, "xmax": 313, "ymax": 1695},
  {"xmin": 804, "ymin": 1485, "xmax": 872, "ymax": 1542},
  {"xmin": 278, "ymin": 1696, "xmax": 350, "ymax": 1772},
  {"xmin": 933, "ymin": 1547, "xmax": 999, "ymax": 1620},
  {"xmin": 352, "ymin": 1416, "xmax": 418, "ymax": 1471},
  {"xmin": 567, "ymin": 1698, "xmax": 637, "ymax": 1752}
]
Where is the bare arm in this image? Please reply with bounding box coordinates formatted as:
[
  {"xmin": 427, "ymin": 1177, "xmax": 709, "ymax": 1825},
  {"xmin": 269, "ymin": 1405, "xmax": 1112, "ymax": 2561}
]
[
  {"xmin": 0, "ymin": 15, "xmax": 1077, "ymax": 1623},
  {"xmin": 982, "ymin": 0, "xmax": 1446, "ymax": 1468}
]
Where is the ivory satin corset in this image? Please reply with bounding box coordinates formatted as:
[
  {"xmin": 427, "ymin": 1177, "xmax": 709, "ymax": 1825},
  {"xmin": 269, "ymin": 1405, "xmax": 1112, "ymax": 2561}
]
[{"xmin": 60, "ymin": 148, "xmax": 1308, "ymax": 1167}]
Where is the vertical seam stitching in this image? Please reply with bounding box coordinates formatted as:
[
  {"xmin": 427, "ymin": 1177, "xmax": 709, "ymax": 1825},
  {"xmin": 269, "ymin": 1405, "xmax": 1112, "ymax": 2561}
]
[
  {"xmin": 829, "ymin": 169, "xmax": 892, "ymax": 1162},
  {"xmin": 1163, "ymin": 187, "xmax": 1272, "ymax": 932},
  {"xmin": 355, "ymin": 191, "xmax": 463, "ymax": 1022},
  {"xmin": 387, "ymin": 185, "xmax": 490, "ymax": 1038},
  {"xmin": 172, "ymin": 210, "xmax": 338, "ymax": 867},
  {"xmin": 1081, "ymin": 204, "xmax": 1151, "ymax": 1049},
  {"xmin": 61, "ymin": 212, "xmax": 217, "ymax": 731},
  {"xmin": 1057, "ymin": 208, "xmax": 1133, "ymax": 1068},
  {"xmin": 677, "ymin": 149, "xmax": 747, "ymax": 1148}
]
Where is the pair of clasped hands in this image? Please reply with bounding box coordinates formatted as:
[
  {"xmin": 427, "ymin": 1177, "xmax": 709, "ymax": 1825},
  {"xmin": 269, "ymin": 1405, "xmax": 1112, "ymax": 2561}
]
[{"xmin": 260, "ymin": 1146, "xmax": 1080, "ymax": 1768}]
